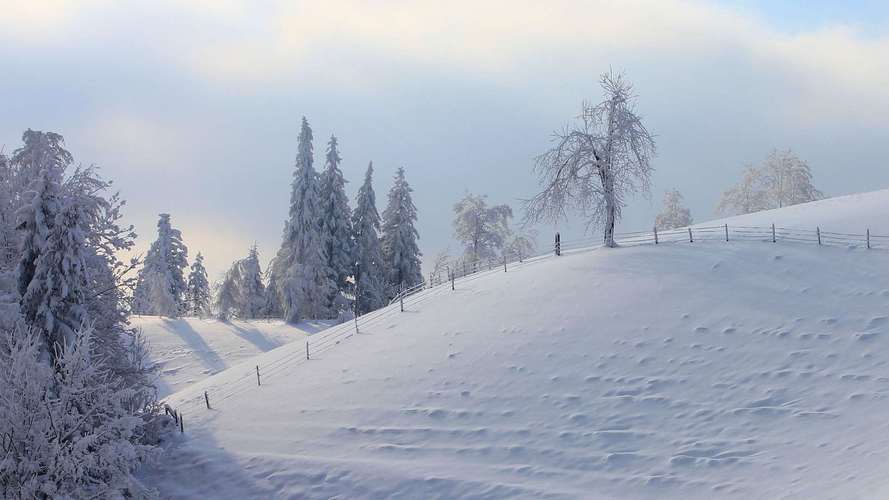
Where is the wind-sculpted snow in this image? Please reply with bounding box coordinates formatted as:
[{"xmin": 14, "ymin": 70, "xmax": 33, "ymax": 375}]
[{"xmin": 143, "ymin": 237, "xmax": 889, "ymax": 499}]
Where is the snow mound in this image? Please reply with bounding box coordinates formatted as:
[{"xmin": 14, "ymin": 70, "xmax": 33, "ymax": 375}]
[
  {"xmin": 134, "ymin": 316, "xmax": 330, "ymax": 398},
  {"xmin": 143, "ymin": 231, "xmax": 889, "ymax": 498}
]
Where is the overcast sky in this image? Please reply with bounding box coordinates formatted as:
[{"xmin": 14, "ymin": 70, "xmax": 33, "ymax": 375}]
[{"xmin": 2, "ymin": 0, "xmax": 887, "ymax": 280}]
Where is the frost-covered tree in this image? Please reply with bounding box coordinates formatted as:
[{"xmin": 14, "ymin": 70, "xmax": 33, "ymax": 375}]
[
  {"xmin": 318, "ymin": 135, "xmax": 353, "ymax": 305},
  {"xmin": 504, "ymin": 228, "xmax": 538, "ymax": 261},
  {"xmin": 654, "ymin": 189, "xmax": 693, "ymax": 229},
  {"xmin": 526, "ymin": 71, "xmax": 656, "ymax": 247},
  {"xmin": 381, "ymin": 167, "xmax": 423, "ymax": 294},
  {"xmin": 214, "ymin": 246, "xmax": 266, "ymax": 321},
  {"xmin": 716, "ymin": 165, "xmax": 770, "ymax": 215},
  {"xmin": 132, "ymin": 213, "xmax": 189, "ymax": 317},
  {"xmin": 17, "ymin": 169, "xmax": 90, "ymax": 363},
  {"xmin": 717, "ymin": 151, "xmax": 824, "ymax": 215},
  {"xmin": 351, "ymin": 162, "xmax": 387, "ymax": 315},
  {"xmin": 185, "ymin": 252, "xmax": 211, "ymax": 316},
  {"xmin": 452, "ymin": 192, "xmax": 513, "ymax": 263},
  {"xmin": 761, "ymin": 149, "xmax": 824, "ymax": 209},
  {"xmin": 271, "ymin": 117, "xmax": 336, "ymax": 322}
]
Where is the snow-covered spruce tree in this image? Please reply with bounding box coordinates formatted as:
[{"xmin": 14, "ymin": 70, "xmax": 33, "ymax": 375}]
[
  {"xmin": 239, "ymin": 245, "xmax": 266, "ymax": 319},
  {"xmin": 761, "ymin": 149, "xmax": 824, "ymax": 209},
  {"xmin": 214, "ymin": 264, "xmax": 242, "ymax": 321},
  {"xmin": 16, "ymin": 167, "xmax": 90, "ymax": 364},
  {"xmin": 654, "ymin": 189, "xmax": 693, "ymax": 230},
  {"xmin": 271, "ymin": 117, "xmax": 336, "ymax": 322},
  {"xmin": 526, "ymin": 71, "xmax": 656, "ymax": 247},
  {"xmin": 262, "ymin": 267, "xmax": 284, "ymax": 319},
  {"xmin": 452, "ymin": 192, "xmax": 513, "ymax": 264},
  {"xmin": 352, "ymin": 162, "xmax": 386, "ymax": 314},
  {"xmin": 351, "ymin": 162, "xmax": 388, "ymax": 315},
  {"xmin": 381, "ymin": 167, "xmax": 422, "ymax": 295},
  {"xmin": 318, "ymin": 135, "xmax": 353, "ymax": 311},
  {"xmin": 716, "ymin": 165, "xmax": 769, "ymax": 215},
  {"xmin": 132, "ymin": 213, "xmax": 188, "ymax": 317},
  {"xmin": 214, "ymin": 245, "xmax": 267, "ymax": 321},
  {"xmin": 0, "ymin": 324, "xmax": 158, "ymax": 498},
  {"xmin": 185, "ymin": 252, "xmax": 211, "ymax": 316}
]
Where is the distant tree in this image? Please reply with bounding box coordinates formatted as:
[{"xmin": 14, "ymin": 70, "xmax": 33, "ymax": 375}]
[
  {"xmin": 452, "ymin": 192, "xmax": 513, "ymax": 263},
  {"xmin": 761, "ymin": 149, "xmax": 824, "ymax": 208},
  {"xmin": 717, "ymin": 151, "xmax": 824, "ymax": 215},
  {"xmin": 654, "ymin": 189, "xmax": 693, "ymax": 229},
  {"xmin": 716, "ymin": 165, "xmax": 770, "ymax": 215},
  {"xmin": 381, "ymin": 167, "xmax": 423, "ymax": 295},
  {"xmin": 526, "ymin": 71, "xmax": 656, "ymax": 247},
  {"xmin": 351, "ymin": 162, "xmax": 388, "ymax": 315},
  {"xmin": 214, "ymin": 245, "xmax": 267, "ymax": 321},
  {"xmin": 270, "ymin": 117, "xmax": 336, "ymax": 322},
  {"xmin": 132, "ymin": 213, "xmax": 188, "ymax": 316},
  {"xmin": 185, "ymin": 252, "xmax": 211, "ymax": 316},
  {"xmin": 428, "ymin": 247, "xmax": 452, "ymax": 285},
  {"xmin": 504, "ymin": 228, "xmax": 538, "ymax": 261},
  {"xmin": 318, "ymin": 135, "xmax": 353, "ymax": 312}
]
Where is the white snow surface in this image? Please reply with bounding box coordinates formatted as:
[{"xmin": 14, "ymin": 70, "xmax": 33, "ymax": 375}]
[
  {"xmin": 133, "ymin": 316, "xmax": 329, "ymax": 398},
  {"xmin": 143, "ymin": 192, "xmax": 889, "ymax": 499}
]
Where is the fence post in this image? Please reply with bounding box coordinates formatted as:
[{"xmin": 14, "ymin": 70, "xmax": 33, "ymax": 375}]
[
  {"xmin": 555, "ymin": 232, "xmax": 561, "ymax": 256},
  {"xmin": 204, "ymin": 391, "xmax": 211, "ymax": 410},
  {"xmin": 653, "ymin": 226, "xmax": 658, "ymax": 245},
  {"xmin": 399, "ymin": 284, "xmax": 404, "ymax": 312},
  {"xmin": 817, "ymin": 226, "xmax": 821, "ymax": 245},
  {"xmin": 447, "ymin": 266, "xmax": 454, "ymax": 291},
  {"xmin": 725, "ymin": 224, "xmax": 729, "ymax": 242},
  {"xmin": 867, "ymin": 228, "xmax": 871, "ymax": 249},
  {"xmin": 179, "ymin": 413, "xmax": 184, "ymax": 433},
  {"xmin": 503, "ymin": 254, "xmax": 507, "ymax": 272},
  {"xmin": 256, "ymin": 365, "xmax": 261, "ymax": 386},
  {"xmin": 688, "ymin": 227, "xmax": 693, "ymax": 243},
  {"xmin": 771, "ymin": 223, "xmax": 776, "ymax": 243},
  {"xmin": 306, "ymin": 341, "xmax": 310, "ymax": 360}
]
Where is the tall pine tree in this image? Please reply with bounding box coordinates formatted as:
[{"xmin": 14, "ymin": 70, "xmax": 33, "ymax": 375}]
[
  {"xmin": 132, "ymin": 213, "xmax": 188, "ymax": 316},
  {"xmin": 271, "ymin": 117, "xmax": 336, "ymax": 322},
  {"xmin": 318, "ymin": 135, "xmax": 353, "ymax": 303},
  {"xmin": 351, "ymin": 162, "xmax": 387, "ymax": 314},
  {"xmin": 185, "ymin": 252, "xmax": 211, "ymax": 316},
  {"xmin": 381, "ymin": 167, "xmax": 422, "ymax": 296}
]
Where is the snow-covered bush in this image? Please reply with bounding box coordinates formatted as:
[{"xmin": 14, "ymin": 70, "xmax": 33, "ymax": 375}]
[{"xmin": 0, "ymin": 324, "xmax": 159, "ymax": 499}]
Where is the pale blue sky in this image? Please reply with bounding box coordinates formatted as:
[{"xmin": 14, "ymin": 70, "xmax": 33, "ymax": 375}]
[{"xmin": 1, "ymin": 0, "xmax": 887, "ymax": 279}]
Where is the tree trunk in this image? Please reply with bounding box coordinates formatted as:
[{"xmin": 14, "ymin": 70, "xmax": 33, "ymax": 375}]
[{"xmin": 603, "ymin": 170, "xmax": 616, "ymax": 248}]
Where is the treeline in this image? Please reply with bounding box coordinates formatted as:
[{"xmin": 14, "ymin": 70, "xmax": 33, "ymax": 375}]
[{"xmin": 133, "ymin": 117, "xmax": 423, "ymax": 322}]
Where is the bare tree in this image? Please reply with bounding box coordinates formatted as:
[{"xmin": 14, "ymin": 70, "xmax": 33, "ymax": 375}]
[{"xmin": 525, "ymin": 72, "xmax": 655, "ymax": 247}]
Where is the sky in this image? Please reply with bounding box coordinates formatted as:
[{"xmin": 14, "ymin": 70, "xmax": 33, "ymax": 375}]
[{"xmin": 1, "ymin": 0, "xmax": 888, "ymax": 281}]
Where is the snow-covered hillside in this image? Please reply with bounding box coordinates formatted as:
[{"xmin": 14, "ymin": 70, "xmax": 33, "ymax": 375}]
[
  {"xmin": 711, "ymin": 188, "xmax": 889, "ymax": 234},
  {"xmin": 133, "ymin": 316, "xmax": 330, "ymax": 397},
  {"xmin": 143, "ymin": 193, "xmax": 889, "ymax": 499}
]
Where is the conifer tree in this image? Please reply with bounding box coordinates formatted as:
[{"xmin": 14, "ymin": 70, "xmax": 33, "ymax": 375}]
[
  {"xmin": 132, "ymin": 213, "xmax": 188, "ymax": 316},
  {"xmin": 319, "ymin": 135, "xmax": 354, "ymax": 304},
  {"xmin": 185, "ymin": 252, "xmax": 211, "ymax": 316},
  {"xmin": 271, "ymin": 117, "xmax": 336, "ymax": 322},
  {"xmin": 17, "ymin": 169, "xmax": 89, "ymax": 362},
  {"xmin": 239, "ymin": 244, "xmax": 266, "ymax": 319},
  {"xmin": 351, "ymin": 162, "xmax": 387, "ymax": 314},
  {"xmin": 381, "ymin": 167, "xmax": 422, "ymax": 295}
]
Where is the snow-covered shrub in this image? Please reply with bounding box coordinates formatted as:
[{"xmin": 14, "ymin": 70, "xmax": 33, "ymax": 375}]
[{"xmin": 0, "ymin": 324, "xmax": 160, "ymax": 499}]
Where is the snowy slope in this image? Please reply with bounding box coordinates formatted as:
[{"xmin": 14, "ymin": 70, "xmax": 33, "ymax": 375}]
[
  {"xmin": 133, "ymin": 316, "xmax": 331, "ymax": 398},
  {"xmin": 711, "ymin": 188, "xmax": 889, "ymax": 234},
  {"xmin": 143, "ymin": 192, "xmax": 889, "ymax": 499}
]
